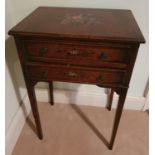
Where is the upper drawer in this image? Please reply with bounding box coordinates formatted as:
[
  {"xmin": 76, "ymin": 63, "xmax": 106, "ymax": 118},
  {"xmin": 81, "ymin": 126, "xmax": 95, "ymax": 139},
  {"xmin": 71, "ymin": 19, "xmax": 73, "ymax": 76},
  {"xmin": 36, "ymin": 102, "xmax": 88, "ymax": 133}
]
[{"xmin": 24, "ymin": 41, "xmax": 129, "ymax": 68}]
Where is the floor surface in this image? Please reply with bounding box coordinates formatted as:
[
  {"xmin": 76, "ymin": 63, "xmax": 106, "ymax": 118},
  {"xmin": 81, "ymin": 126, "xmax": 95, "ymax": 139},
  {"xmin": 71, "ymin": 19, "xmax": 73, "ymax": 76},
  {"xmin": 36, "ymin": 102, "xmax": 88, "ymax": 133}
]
[{"xmin": 12, "ymin": 103, "xmax": 148, "ymax": 155}]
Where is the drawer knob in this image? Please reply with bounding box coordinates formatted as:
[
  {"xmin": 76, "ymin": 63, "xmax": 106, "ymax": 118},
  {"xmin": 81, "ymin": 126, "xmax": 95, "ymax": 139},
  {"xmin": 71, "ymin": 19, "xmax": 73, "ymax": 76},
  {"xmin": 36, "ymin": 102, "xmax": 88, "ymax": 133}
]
[
  {"xmin": 42, "ymin": 70, "xmax": 48, "ymax": 78},
  {"xmin": 68, "ymin": 71, "xmax": 78, "ymax": 77},
  {"xmin": 40, "ymin": 47, "xmax": 48, "ymax": 54},
  {"xmin": 67, "ymin": 49, "xmax": 79, "ymax": 55},
  {"xmin": 99, "ymin": 52, "xmax": 107, "ymax": 60},
  {"xmin": 98, "ymin": 75, "xmax": 104, "ymax": 82}
]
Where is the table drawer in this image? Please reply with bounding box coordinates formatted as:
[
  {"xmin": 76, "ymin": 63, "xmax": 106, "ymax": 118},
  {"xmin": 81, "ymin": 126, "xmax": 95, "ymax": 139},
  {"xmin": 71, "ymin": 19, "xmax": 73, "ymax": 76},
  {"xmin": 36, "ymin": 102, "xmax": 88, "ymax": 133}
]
[
  {"xmin": 24, "ymin": 42, "xmax": 129, "ymax": 66},
  {"xmin": 26, "ymin": 64, "xmax": 125, "ymax": 85}
]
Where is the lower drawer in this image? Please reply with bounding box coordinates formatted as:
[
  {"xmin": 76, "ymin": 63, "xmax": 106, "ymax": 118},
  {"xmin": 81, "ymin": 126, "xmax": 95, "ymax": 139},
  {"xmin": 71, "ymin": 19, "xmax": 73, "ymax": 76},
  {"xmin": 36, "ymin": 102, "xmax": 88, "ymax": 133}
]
[{"xmin": 26, "ymin": 64, "xmax": 125, "ymax": 85}]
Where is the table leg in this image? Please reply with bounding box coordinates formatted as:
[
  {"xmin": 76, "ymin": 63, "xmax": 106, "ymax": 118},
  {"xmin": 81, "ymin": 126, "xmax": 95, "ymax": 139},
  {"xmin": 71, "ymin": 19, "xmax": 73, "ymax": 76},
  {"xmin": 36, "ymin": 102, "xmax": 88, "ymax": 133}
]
[
  {"xmin": 26, "ymin": 80, "xmax": 43, "ymax": 139},
  {"xmin": 108, "ymin": 88, "xmax": 127, "ymax": 149},
  {"xmin": 107, "ymin": 89, "xmax": 114, "ymax": 111},
  {"xmin": 49, "ymin": 82, "xmax": 54, "ymax": 105}
]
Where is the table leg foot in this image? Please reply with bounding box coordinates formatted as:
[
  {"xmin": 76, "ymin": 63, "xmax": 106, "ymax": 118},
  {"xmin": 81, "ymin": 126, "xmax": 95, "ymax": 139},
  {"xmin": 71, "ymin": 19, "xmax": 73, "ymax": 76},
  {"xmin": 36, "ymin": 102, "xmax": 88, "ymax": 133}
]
[
  {"xmin": 108, "ymin": 144, "xmax": 113, "ymax": 150},
  {"xmin": 38, "ymin": 133, "xmax": 43, "ymax": 140}
]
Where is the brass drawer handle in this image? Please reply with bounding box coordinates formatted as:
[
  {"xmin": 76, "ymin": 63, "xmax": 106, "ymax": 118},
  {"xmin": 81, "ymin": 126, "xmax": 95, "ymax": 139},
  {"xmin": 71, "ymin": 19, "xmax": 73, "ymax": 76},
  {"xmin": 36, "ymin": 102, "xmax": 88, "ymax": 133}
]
[
  {"xmin": 68, "ymin": 71, "xmax": 78, "ymax": 77},
  {"xmin": 99, "ymin": 52, "xmax": 107, "ymax": 60},
  {"xmin": 67, "ymin": 49, "xmax": 79, "ymax": 55},
  {"xmin": 97, "ymin": 75, "xmax": 104, "ymax": 82},
  {"xmin": 40, "ymin": 47, "xmax": 48, "ymax": 54},
  {"xmin": 42, "ymin": 70, "xmax": 48, "ymax": 78}
]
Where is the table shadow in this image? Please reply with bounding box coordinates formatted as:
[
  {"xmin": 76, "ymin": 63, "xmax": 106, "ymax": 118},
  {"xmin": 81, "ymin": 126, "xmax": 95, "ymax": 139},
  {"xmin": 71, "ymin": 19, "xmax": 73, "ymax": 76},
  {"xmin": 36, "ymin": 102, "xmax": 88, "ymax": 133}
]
[{"xmin": 70, "ymin": 104, "xmax": 109, "ymax": 148}]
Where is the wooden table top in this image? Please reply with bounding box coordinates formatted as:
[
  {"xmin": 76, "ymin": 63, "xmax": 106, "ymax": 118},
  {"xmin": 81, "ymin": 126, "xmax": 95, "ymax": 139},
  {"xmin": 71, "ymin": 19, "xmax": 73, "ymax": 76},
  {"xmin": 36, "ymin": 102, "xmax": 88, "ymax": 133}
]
[{"xmin": 9, "ymin": 7, "xmax": 145, "ymax": 43}]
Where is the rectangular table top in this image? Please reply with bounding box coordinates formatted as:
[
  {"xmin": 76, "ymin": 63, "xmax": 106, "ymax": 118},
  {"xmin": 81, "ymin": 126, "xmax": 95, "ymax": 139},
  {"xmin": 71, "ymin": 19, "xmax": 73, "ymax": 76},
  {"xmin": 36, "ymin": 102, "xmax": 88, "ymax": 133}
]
[{"xmin": 9, "ymin": 7, "xmax": 145, "ymax": 43}]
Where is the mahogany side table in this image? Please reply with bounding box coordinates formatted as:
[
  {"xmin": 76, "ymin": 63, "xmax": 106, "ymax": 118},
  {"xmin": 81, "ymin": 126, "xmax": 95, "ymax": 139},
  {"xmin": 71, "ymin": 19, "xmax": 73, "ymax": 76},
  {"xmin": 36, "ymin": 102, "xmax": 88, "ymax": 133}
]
[{"xmin": 8, "ymin": 7, "xmax": 145, "ymax": 149}]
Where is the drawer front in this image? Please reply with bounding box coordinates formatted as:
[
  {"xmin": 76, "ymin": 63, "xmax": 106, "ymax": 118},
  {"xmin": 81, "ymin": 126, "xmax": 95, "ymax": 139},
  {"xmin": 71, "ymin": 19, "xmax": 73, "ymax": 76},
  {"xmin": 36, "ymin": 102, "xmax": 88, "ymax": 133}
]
[
  {"xmin": 24, "ymin": 42, "xmax": 129, "ymax": 67},
  {"xmin": 26, "ymin": 65, "xmax": 125, "ymax": 85}
]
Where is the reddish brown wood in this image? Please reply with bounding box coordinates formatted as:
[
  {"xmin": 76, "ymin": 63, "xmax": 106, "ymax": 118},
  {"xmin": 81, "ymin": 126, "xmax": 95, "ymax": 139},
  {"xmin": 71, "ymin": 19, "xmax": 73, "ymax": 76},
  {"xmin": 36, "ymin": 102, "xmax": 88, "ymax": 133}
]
[
  {"xmin": 25, "ymin": 80, "xmax": 43, "ymax": 139},
  {"xmin": 26, "ymin": 64, "xmax": 125, "ymax": 85},
  {"xmin": 25, "ymin": 41, "xmax": 129, "ymax": 63},
  {"xmin": 107, "ymin": 89, "xmax": 114, "ymax": 111},
  {"xmin": 49, "ymin": 82, "xmax": 54, "ymax": 105},
  {"xmin": 13, "ymin": 37, "xmax": 44, "ymax": 139},
  {"xmin": 8, "ymin": 7, "xmax": 145, "ymax": 43},
  {"xmin": 109, "ymin": 88, "xmax": 128, "ymax": 150},
  {"xmin": 8, "ymin": 7, "xmax": 145, "ymax": 150}
]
